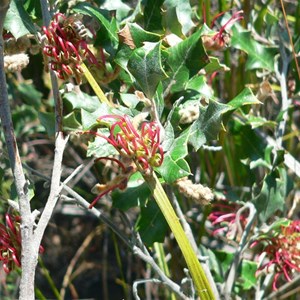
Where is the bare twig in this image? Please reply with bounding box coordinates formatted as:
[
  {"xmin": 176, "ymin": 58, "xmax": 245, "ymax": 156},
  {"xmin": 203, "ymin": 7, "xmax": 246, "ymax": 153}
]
[{"xmin": 0, "ymin": 2, "xmax": 37, "ymax": 299}]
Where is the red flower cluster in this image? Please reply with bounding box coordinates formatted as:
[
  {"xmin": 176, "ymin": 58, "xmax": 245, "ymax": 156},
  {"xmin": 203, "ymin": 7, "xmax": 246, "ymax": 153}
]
[
  {"xmin": 84, "ymin": 115, "xmax": 164, "ymax": 208},
  {"xmin": 251, "ymin": 220, "xmax": 300, "ymax": 290},
  {"xmin": 207, "ymin": 200, "xmax": 249, "ymax": 240},
  {"xmin": 211, "ymin": 10, "xmax": 243, "ymax": 48},
  {"xmin": 0, "ymin": 213, "xmax": 44, "ymax": 273},
  {"xmin": 42, "ymin": 13, "xmax": 97, "ymax": 83},
  {"xmin": 96, "ymin": 115, "xmax": 164, "ymax": 170},
  {"xmin": 202, "ymin": 10, "xmax": 243, "ymax": 51},
  {"xmin": 0, "ymin": 214, "xmax": 21, "ymax": 273}
]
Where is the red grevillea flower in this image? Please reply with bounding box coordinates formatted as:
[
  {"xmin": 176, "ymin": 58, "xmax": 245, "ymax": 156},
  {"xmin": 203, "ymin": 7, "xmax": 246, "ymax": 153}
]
[
  {"xmin": 207, "ymin": 200, "xmax": 249, "ymax": 240},
  {"xmin": 0, "ymin": 213, "xmax": 44, "ymax": 273},
  {"xmin": 42, "ymin": 13, "xmax": 98, "ymax": 83},
  {"xmin": 251, "ymin": 220, "xmax": 300, "ymax": 290},
  {"xmin": 202, "ymin": 10, "xmax": 243, "ymax": 51},
  {"xmin": 83, "ymin": 115, "xmax": 164, "ymax": 208},
  {"xmin": 0, "ymin": 213, "xmax": 21, "ymax": 273},
  {"xmin": 92, "ymin": 115, "xmax": 164, "ymax": 170}
]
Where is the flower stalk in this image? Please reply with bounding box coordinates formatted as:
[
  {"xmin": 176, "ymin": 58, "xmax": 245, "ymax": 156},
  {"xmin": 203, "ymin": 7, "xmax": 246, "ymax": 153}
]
[{"xmin": 144, "ymin": 172, "xmax": 215, "ymax": 299}]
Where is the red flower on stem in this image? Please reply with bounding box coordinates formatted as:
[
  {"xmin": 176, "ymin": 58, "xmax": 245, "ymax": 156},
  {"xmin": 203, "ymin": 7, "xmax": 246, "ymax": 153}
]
[
  {"xmin": 42, "ymin": 13, "xmax": 98, "ymax": 83},
  {"xmin": 83, "ymin": 115, "xmax": 164, "ymax": 208},
  {"xmin": 207, "ymin": 200, "xmax": 249, "ymax": 240},
  {"xmin": 251, "ymin": 220, "xmax": 300, "ymax": 290}
]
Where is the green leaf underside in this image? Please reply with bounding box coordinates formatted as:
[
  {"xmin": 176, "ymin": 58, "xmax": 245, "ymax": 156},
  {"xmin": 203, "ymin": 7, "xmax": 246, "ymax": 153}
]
[{"xmin": 4, "ymin": 0, "xmax": 36, "ymax": 38}]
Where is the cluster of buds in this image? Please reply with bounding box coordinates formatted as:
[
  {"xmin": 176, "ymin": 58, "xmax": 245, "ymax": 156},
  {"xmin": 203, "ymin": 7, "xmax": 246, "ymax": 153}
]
[
  {"xmin": 251, "ymin": 220, "xmax": 300, "ymax": 290},
  {"xmin": 42, "ymin": 13, "xmax": 98, "ymax": 83},
  {"xmin": 207, "ymin": 199, "xmax": 249, "ymax": 240},
  {"xmin": 175, "ymin": 177, "xmax": 213, "ymax": 205},
  {"xmin": 202, "ymin": 10, "xmax": 243, "ymax": 51},
  {"xmin": 83, "ymin": 115, "xmax": 164, "ymax": 208}
]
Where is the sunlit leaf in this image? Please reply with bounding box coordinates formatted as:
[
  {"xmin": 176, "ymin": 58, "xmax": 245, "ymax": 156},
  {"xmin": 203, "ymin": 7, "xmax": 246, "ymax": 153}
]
[{"xmin": 128, "ymin": 42, "xmax": 168, "ymax": 98}]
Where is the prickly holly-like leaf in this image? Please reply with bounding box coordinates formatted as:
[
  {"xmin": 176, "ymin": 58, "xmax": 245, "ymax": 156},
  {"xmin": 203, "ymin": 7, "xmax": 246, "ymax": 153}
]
[
  {"xmin": 143, "ymin": 0, "xmax": 164, "ymax": 31},
  {"xmin": 38, "ymin": 112, "xmax": 55, "ymax": 137},
  {"xmin": 128, "ymin": 42, "xmax": 168, "ymax": 99},
  {"xmin": 157, "ymin": 130, "xmax": 191, "ymax": 183},
  {"xmin": 188, "ymin": 100, "xmax": 231, "ymax": 150},
  {"xmin": 204, "ymin": 56, "xmax": 230, "ymax": 74},
  {"xmin": 166, "ymin": 30, "xmax": 209, "ymax": 93},
  {"xmin": 238, "ymin": 260, "xmax": 258, "ymax": 290},
  {"xmin": 252, "ymin": 167, "xmax": 291, "ymax": 223},
  {"xmin": 135, "ymin": 199, "xmax": 168, "ymax": 246},
  {"xmin": 163, "ymin": 0, "xmax": 195, "ymax": 35},
  {"xmin": 227, "ymin": 87, "xmax": 261, "ymax": 109},
  {"xmin": 231, "ymin": 28, "xmax": 277, "ymax": 71},
  {"xmin": 4, "ymin": 0, "xmax": 37, "ymax": 38}
]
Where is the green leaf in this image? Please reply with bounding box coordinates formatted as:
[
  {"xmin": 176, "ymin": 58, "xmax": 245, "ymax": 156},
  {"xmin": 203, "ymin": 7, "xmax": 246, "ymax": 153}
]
[
  {"xmin": 126, "ymin": 23, "xmax": 161, "ymax": 48},
  {"xmin": 163, "ymin": 0, "xmax": 195, "ymax": 35},
  {"xmin": 64, "ymin": 92, "xmax": 101, "ymax": 113},
  {"xmin": 73, "ymin": 3, "xmax": 119, "ymax": 48},
  {"xmin": 143, "ymin": 0, "xmax": 164, "ymax": 31},
  {"xmin": 63, "ymin": 112, "xmax": 81, "ymax": 131},
  {"xmin": 231, "ymin": 29, "xmax": 276, "ymax": 71},
  {"xmin": 4, "ymin": 0, "xmax": 37, "ymax": 38},
  {"xmin": 188, "ymin": 100, "xmax": 230, "ymax": 150},
  {"xmin": 157, "ymin": 130, "xmax": 191, "ymax": 183},
  {"xmin": 128, "ymin": 42, "xmax": 167, "ymax": 99},
  {"xmin": 38, "ymin": 112, "xmax": 55, "ymax": 136},
  {"xmin": 204, "ymin": 56, "xmax": 230, "ymax": 74},
  {"xmin": 185, "ymin": 75, "xmax": 213, "ymax": 98},
  {"xmin": 112, "ymin": 173, "xmax": 150, "ymax": 210},
  {"xmin": 238, "ymin": 260, "xmax": 258, "ymax": 290},
  {"xmin": 227, "ymin": 87, "xmax": 261, "ymax": 109},
  {"xmin": 86, "ymin": 129, "xmax": 118, "ymax": 157},
  {"xmin": 101, "ymin": 0, "xmax": 131, "ymax": 21},
  {"xmin": 135, "ymin": 199, "xmax": 168, "ymax": 246},
  {"xmin": 252, "ymin": 168, "xmax": 289, "ymax": 222},
  {"xmin": 166, "ymin": 30, "xmax": 209, "ymax": 93},
  {"xmin": 17, "ymin": 83, "xmax": 42, "ymax": 110}
]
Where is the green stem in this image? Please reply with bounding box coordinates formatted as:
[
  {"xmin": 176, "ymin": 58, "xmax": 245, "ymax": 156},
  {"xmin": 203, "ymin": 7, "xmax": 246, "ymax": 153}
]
[
  {"xmin": 144, "ymin": 172, "xmax": 215, "ymax": 300},
  {"xmin": 81, "ymin": 63, "xmax": 112, "ymax": 107}
]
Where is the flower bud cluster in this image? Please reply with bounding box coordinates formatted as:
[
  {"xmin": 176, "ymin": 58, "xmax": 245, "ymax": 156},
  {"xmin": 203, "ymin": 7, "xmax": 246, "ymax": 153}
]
[
  {"xmin": 175, "ymin": 177, "xmax": 213, "ymax": 205},
  {"xmin": 42, "ymin": 13, "xmax": 97, "ymax": 83}
]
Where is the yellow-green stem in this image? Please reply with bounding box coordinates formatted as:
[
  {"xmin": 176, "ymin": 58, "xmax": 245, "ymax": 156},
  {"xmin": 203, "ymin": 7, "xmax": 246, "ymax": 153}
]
[
  {"xmin": 81, "ymin": 63, "xmax": 112, "ymax": 107},
  {"xmin": 144, "ymin": 172, "xmax": 215, "ymax": 300}
]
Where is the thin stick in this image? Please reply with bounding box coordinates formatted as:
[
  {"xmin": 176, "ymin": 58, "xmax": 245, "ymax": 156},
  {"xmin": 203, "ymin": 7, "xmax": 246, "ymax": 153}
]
[{"xmin": 280, "ymin": 0, "xmax": 300, "ymax": 81}]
